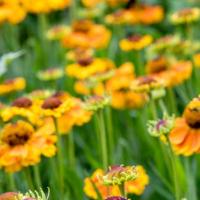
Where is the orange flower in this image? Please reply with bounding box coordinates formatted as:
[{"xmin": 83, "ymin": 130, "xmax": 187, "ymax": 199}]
[
  {"xmin": 62, "ymin": 20, "xmax": 111, "ymax": 49},
  {"xmin": 170, "ymin": 97, "xmax": 200, "ymax": 156},
  {"xmin": 0, "ymin": 1, "xmax": 26, "ymax": 24},
  {"xmin": 82, "ymin": 0, "xmax": 103, "ymax": 8},
  {"xmin": 119, "ymin": 34, "xmax": 153, "ymax": 51},
  {"xmin": 106, "ymin": 63, "xmax": 147, "ymax": 109},
  {"xmin": 84, "ymin": 165, "xmax": 149, "ymax": 199},
  {"xmin": 0, "ymin": 119, "xmax": 57, "ymax": 172},
  {"xmin": 0, "ymin": 77, "xmax": 26, "ymax": 96},
  {"xmin": 146, "ymin": 58, "xmax": 192, "ymax": 88}
]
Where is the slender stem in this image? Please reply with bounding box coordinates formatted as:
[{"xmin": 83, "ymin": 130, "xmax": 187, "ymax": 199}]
[
  {"xmin": 184, "ymin": 157, "xmax": 197, "ymax": 200},
  {"xmin": 134, "ymin": 50, "xmax": 144, "ymax": 76},
  {"xmin": 33, "ymin": 165, "xmax": 42, "ymax": 190},
  {"xmin": 105, "ymin": 106, "xmax": 114, "ymax": 164},
  {"xmin": 97, "ymin": 110, "xmax": 108, "ymax": 170},
  {"xmin": 53, "ymin": 118, "xmax": 64, "ymax": 196},
  {"xmin": 24, "ymin": 169, "xmax": 34, "ymax": 190},
  {"xmin": 67, "ymin": 131, "xmax": 76, "ymax": 169},
  {"xmin": 166, "ymin": 136, "xmax": 180, "ymax": 200},
  {"xmin": 167, "ymin": 88, "xmax": 178, "ymax": 115},
  {"xmin": 149, "ymin": 98, "xmax": 158, "ymax": 120},
  {"xmin": 7, "ymin": 173, "xmax": 16, "ymax": 191},
  {"xmin": 159, "ymin": 99, "xmax": 168, "ymax": 115},
  {"xmin": 119, "ymin": 182, "xmax": 126, "ymax": 198}
]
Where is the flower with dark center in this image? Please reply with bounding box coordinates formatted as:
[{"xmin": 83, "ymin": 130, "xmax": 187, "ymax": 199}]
[
  {"xmin": 42, "ymin": 97, "xmax": 62, "ymax": 109},
  {"xmin": 12, "ymin": 97, "xmax": 32, "ymax": 108},
  {"xmin": 78, "ymin": 57, "xmax": 94, "ymax": 66}
]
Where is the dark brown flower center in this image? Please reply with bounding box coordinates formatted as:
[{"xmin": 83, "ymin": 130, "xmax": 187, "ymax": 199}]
[
  {"xmin": 42, "ymin": 97, "xmax": 62, "ymax": 109},
  {"xmin": 127, "ymin": 35, "xmax": 142, "ymax": 42},
  {"xmin": 12, "ymin": 97, "xmax": 32, "ymax": 108},
  {"xmin": 78, "ymin": 57, "xmax": 93, "ymax": 66},
  {"xmin": 185, "ymin": 107, "xmax": 200, "ymax": 129},
  {"xmin": 3, "ymin": 130, "xmax": 32, "ymax": 146},
  {"xmin": 73, "ymin": 20, "xmax": 92, "ymax": 33},
  {"xmin": 4, "ymin": 79, "xmax": 14, "ymax": 85}
]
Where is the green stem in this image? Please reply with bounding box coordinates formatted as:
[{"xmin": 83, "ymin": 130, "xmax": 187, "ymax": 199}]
[
  {"xmin": 167, "ymin": 88, "xmax": 178, "ymax": 115},
  {"xmin": 184, "ymin": 157, "xmax": 197, "ymax": 200},
  {"xmin": 167, "ymin": 136, "xmax": 181, "ymax": 200},
  {"xmin": 119, "ymin": 182, "xmax": 126, "ymax": 198},
  {"xmin": 7, "ymin": 173, "xmax": 16, "ymax": 191},
  {"xmin": 97, "ymin": 110, "xmax": 108, "ymax": 170},
  {"xmin": 135, "ymin": 50, "xmax": 144, "ymax": 76},
  {"xmin": 149, "ymin": 98, "xmax": 158, "ymax": 120},
  {"xmin": 158, "ymin": 99, "xmax": 168, "ymax": 115},
  {"xmin": 53, "ymin": 118, "xmax": 64, "ymax": 196},
  {"xmin": 105, "ymin": 106, "xmax": 114, "ymax": 163},
  {"xmin": 67, "ymin": 131, "xmax": 76, "ymax": 169},
  {"xmin": 33, "ymin": 165, "xmax": 42, "ymax": 190},
  {"xmin": 24, "ymin": 169, "xmax": 34, "ymax": 190}
]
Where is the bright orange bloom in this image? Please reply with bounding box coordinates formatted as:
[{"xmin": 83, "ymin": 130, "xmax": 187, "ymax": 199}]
[
  {"xmin": 62, "ymin": 20, "xmax": 111, "ymax": 49},
  {"xmin": 84, "ymin": 165, "xmax": 149, "ymax": 199},
  {"xmin": 0, "ymin": 77, "xmax": 26, "ymax": 96},
  {"xmin": 105, "ymin": 4, "xmax": 164, "ymax": 25},
  {"xmin": 0, "ymin": 119, "xmax": 57, "ymax": 172},
  {"xmin": 146, "ymin": 58, "xmax": 192, "ymax": 88},
  {"xmin": 170, "ymin": 97, "xmax": 200, "ymax": 156},
  {"xmin": 106, "ymin": 63, "xmax": 147, "ymax": 109},
  {"xmin": 0, "ymin": 1, "xmax": 26, "ymax": 24}
]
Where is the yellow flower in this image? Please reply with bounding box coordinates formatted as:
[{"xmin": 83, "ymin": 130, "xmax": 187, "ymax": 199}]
[
  {"xmin": 106, "ymin": 63, "xmax": 147, "ymax": 109},
  {"xmin": 62, "ymin": 20, "xmax": 111, "ymax": 49},
  {"xmin": 66, "ymin": 57, "xmax": 115, "ymax": 80},
  {"xmin": 0, "ymin": 77, "xmax": 26, "ymax": 96},
  {"xmin": 1, "ymin": 97, "xmax": 42, "ymax": 125},
  {"xmin": 171, "ymin": 7, "xmax": 200, "ymax": 25},
  {"xmin": 0, "ymin": 1, "xmax": 26, "ymax": 24},
  {"xmin": 40, "ymin": 96, "xmax": 74, "ymax": 118},
  {"xmin": 0, "ymin": 119, "xmax": 57, "ymax": 172},
  {"xmin": 120, "ymin": 35, "xmax": 153, "ymax": 51}
]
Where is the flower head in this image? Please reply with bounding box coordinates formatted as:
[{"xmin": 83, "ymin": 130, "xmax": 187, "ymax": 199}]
[
  {"xmin": 0, "ymin": 119, "xmax": 56, "ymax": 172},
  {"xmin": 170, "ymin": 97, "xmax": 200, "ymax": 156},
  {"xmin": 102, "ymin": 165, "xmax": 138, "ymax": 186},
  {"xmin": 148, "ymin": 114, "xmax": 175, "ymax": 137}
]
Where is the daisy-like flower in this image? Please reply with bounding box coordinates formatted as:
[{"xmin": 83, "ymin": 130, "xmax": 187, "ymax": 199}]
[
  {"xmin": 66, "ymin": 57, "xmax": 115, "ymax": 80},
  {"xmin": 171, "ymin": 7, "xmax": 200, "ymax": 25},
  {"xmin": 40, "ymin": 95, "xmax": 74, "ymax": 118},
  {"xmin": 54, "ymin": 91, "xmax": 93, "ymax": 134},
  {"xmin": 0, "ymin": 119, "xmax": 56, "ymax": 172},
  {"xmin": 170, "ymin": 97, "xmax": 200, "ymax": 156},
  {"xmin": 0, "ymin": 1, "xmax": 26, "ymax": 24},
  {"xmin": 146, "ymin": 57, "xmax": 192, "ymax": 88},
  {"xmin": 0, "ymin": 77, "xmax": 26, "ymax": 96},
  {"xmin": 105, "ymin": 4, "xmax": 164, "ymax": 25},
  {"xmin": 1, "ymin": 97, "xmax": 42, "ymax": 125},
  {"xmin": 37, "ymin": 67, "xmax": 64, "ymax": 81},
  {"xmin": 84, "ymin": 165, "xmax": 149, "ymax": 199},
  {"xmin": 119, "ymin": 34, "xmax": 153, "ymax": 51},
  {"xmin": 106, "ymin": 63, "xmax": 147, "ymax": 109},
  {"xmin": 62, "ymin": 19, "xmax": 111, "ymax": 49},
  {"xmin": 131, "ymin": 75, "xmax": 165, "ymax": 93},
  {"xmin": 21, "ymin": 0, "xmax": 71, "ymax": 14}
]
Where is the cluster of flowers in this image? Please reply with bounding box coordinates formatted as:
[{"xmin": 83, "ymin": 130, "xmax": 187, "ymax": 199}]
[{"xmin": 0, "ymin": 0, "xmax": 71, "ymax": 24}]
